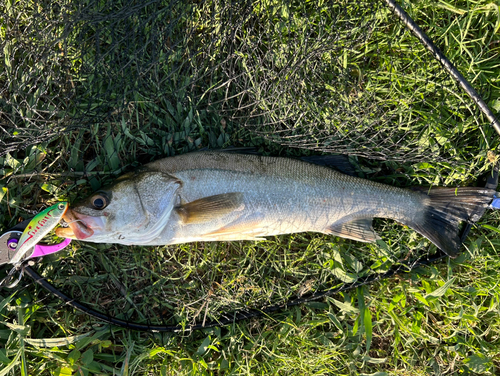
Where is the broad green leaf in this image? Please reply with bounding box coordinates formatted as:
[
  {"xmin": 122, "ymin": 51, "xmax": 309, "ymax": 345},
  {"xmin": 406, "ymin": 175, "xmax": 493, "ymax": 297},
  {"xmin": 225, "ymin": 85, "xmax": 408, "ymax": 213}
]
[
  {"xmin": 85, "ymin": 158, "xmax": 101, "ymax": 173},
  {"xmin": 196, "ymin": 336, "xmax": 211, "ymax": 356},
  {"xmin": 220, "ymin": 359, "xmax": 229, "ymax": 370},
  {"xmin": 332, "ymin": 267, "xmax": 357, "ymax": 283},
  {"xmin": 4, "ymin": 154, "xmax": 20, "ymax": 169},
  {"xmin": 388, "ymin": 293, "xmax": 405, "ymax": 312},
  {"xmin": 415, "ymin": 162, "xmax": 434, "ymax": 170},
  {"xmin": 306, "ymin": 302, "xmax": 329, "ymax": 310},
  {"xmin": 99, "ymin": 340, "xmax": 112, "ymax": 348},
  {"xmin": 81, "ymin": 349, "xmax": 94, "ymax": 366},
  {"xmin": 0, "ymin": 187, "xmax": 7, "ymax": 202},
  {"xmin": 53, "ymin": 366, "xmax": 73, "ymax": 376},
  {"xmin": 166, "ymin": 100, "xmax": 176, "ymax": 118},
  {"xmin": 103, "ymin": 134, "xmax": 121, "ymax": 171},
  {"xmin": 41, "ymin": 183, "xmax": 58, "ymax": 195},
  {"xmin": 347, "ymin": 256, "xmax": 363, "ymax": 273},
  {"xmin": 327, "ymin": 312, "xmax": 343, "ymax": 331},
  {"xmin": 414, "ymin": 293, "xmax": 429, "ymax": 306},
  {"xmin": 149, "ymin": 348, "xmax": 174, "ymax": 357},
  {"xmin": 67, "ymin": 349, "xmax": 81, "ymax": 366},
  {"xmin": 331, "ymin": 299, "xmax": 359, "ymax": 314},
  {"xmin": 465, "ymin": 354, "xmax": 491, "ymax": 374},
  {"xmin": 424, "ymin": 277, "xmax": 456, "ymax": 299},
  {"xmin": 140, "ymin": 131, "xmax": 155, "ymax": 146},
  {"xmin": 0, "ymin": 349, "xmax": 10, "ymax": 364},
  {"xmin": 352, "ymin": 315, "xmax": 360, "ymax": 336}
]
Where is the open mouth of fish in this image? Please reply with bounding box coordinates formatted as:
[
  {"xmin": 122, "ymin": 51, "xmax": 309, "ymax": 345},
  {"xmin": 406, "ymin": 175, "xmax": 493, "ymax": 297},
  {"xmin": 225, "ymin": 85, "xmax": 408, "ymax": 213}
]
[{"xmin": 55, "ymin": 209, "xmax": 102, "ymax": 240}]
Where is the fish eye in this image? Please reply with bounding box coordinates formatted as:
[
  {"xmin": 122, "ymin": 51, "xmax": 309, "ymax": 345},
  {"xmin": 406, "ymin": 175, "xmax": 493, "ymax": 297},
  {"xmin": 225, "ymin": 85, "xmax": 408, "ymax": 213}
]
[
  {"xmin": 58, "ymin": 203, "xmax": 66, "ymax": 210},
  {"xmin": 91, "ymin": 194, "xmax": 109, "ymax": 210}
]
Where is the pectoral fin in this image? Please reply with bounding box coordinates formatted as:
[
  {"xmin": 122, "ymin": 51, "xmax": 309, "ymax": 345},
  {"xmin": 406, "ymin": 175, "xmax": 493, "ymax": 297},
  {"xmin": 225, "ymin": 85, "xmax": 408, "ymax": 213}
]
[
  {"xmin": 328, "ymin": 218, "xmax": 380, "ymax": 243},
  {"xmin": 175, "ymin": 193, "xmax": 244, "ymax": 224}
]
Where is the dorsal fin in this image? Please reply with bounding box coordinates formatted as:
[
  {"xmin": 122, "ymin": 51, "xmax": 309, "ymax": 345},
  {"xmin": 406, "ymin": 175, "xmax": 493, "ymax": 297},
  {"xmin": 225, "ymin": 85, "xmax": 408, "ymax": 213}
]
[
  {"xmin": 198, "ymin": 147, "xmax": 261, "ymax": 155},
  {"xmin": 205, "ymin": 148, "xmax": 358, "ymax": 175},
  {"xmin": 301, "ymin": 155, "xmax": 357, "ymax": 176}
]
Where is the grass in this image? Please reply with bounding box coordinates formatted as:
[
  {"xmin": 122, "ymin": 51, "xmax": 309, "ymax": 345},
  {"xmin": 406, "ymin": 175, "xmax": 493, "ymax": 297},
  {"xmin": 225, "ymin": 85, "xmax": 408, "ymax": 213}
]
[{"xmin": 1, "ymin": 0, "xmax": 500, "ymax": 374}]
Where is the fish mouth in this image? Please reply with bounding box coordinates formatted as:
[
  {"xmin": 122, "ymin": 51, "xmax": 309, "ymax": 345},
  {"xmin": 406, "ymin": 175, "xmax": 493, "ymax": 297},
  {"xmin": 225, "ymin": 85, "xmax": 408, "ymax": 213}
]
[{"xmin": 55, "ymin": 208, "xmax": 103, "ymax": 240}]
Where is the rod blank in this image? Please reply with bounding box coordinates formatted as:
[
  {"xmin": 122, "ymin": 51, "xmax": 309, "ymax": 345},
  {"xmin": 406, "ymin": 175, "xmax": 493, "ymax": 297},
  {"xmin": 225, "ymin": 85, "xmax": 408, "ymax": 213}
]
[{"xmin": 384, "ymin": 0, "xmax": 500, "ymax": 136}]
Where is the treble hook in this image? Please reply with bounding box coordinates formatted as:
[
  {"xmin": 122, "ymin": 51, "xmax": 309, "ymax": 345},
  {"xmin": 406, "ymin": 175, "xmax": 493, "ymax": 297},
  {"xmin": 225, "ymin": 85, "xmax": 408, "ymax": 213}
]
[{"xmin": 0, "ymin": 263, "xmax": 28, "ymax": 289}]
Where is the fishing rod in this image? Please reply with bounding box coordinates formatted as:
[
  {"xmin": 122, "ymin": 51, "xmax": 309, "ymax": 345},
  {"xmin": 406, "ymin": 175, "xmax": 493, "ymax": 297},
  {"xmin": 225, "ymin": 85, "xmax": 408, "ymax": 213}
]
[
  {"xmin": 383, "ymin": 0, "xmax": 500, "ymax": 136},
  {"xmin": 21, "ymin": 250, "xmax": 449, "ymax": 332}
]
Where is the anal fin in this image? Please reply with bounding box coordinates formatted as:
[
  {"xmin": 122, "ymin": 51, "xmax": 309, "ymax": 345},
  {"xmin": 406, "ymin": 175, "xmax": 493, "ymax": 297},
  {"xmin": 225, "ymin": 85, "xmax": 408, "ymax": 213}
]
[
  {"xmin": 203, "ymin": 213, "xmax": 265, "ymax": 240},
  {"xmin": 327, "ymin": 218, "xmax": 380, "ymax": 243}
]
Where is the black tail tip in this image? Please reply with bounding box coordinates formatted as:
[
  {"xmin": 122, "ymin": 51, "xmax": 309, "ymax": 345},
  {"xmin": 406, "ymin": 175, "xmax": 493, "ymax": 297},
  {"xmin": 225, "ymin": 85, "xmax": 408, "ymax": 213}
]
[{"xmin": 409, "ymin": 187, "xmax": 495, "ymax": 257}]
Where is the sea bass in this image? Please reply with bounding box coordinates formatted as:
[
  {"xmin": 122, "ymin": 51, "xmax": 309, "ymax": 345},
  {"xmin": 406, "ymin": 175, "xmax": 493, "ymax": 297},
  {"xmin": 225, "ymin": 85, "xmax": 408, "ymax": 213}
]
[{"xmin": 55, "ymin": 151, "xmax": 495, "ymax": 256}]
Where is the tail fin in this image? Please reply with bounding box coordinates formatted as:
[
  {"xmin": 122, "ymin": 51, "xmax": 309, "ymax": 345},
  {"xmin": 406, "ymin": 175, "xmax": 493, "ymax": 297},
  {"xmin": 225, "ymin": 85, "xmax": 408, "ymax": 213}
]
[{"xmin": 407, "ymin": 187, "xmax": 494, "ymax": 257}]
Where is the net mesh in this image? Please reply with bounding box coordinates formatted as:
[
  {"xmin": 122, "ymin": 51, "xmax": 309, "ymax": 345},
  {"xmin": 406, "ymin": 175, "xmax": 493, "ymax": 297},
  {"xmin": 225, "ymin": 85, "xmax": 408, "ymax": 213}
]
[{"xmin": 0, "ymin": 0, "xmax": 498, "ymax": 328}]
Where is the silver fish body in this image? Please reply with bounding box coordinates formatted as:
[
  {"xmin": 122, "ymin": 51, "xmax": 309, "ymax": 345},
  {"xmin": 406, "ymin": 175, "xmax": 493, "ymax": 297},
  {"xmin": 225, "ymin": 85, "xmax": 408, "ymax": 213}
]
[{"xmin": 56, "ymin": 152, "xmax": 495, "ymax": 256}]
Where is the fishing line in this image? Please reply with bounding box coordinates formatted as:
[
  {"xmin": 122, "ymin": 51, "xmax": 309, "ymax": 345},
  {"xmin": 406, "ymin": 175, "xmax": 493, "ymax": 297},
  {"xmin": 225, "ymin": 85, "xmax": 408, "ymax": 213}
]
[{"xmin": 60, "ymin": 219, "xmax": 85, "ymax": 226}]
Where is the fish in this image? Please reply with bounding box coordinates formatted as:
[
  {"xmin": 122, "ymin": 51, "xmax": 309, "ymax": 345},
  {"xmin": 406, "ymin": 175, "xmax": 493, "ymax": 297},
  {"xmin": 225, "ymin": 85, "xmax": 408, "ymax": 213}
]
[{"xmin": 55, "ymin": 151, "xmax": 495, "ymax": 257}]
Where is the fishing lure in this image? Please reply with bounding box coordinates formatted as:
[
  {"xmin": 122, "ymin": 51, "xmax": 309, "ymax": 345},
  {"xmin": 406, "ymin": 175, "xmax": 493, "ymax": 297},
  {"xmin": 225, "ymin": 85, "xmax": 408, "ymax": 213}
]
[{"xmin": 0, "ymin": 202, "xmax": 71, "ymax": 267}]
